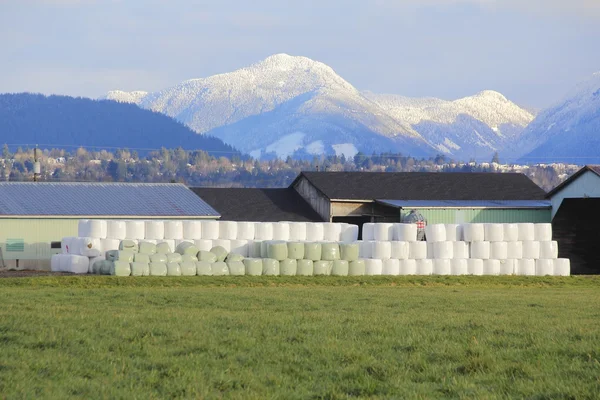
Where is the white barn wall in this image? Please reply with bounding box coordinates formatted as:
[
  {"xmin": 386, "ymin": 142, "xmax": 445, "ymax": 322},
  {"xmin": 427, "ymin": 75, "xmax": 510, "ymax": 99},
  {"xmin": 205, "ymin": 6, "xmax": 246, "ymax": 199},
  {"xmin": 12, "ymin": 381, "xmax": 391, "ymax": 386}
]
[{"xmin": 551, "ymin": 171, "xmax": 600, "ymax": 218}]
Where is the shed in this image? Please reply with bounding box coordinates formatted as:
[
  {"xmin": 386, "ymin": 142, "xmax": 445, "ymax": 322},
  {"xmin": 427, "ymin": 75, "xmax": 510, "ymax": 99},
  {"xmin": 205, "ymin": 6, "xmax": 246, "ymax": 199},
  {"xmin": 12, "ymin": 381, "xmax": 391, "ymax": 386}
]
[{"xmin": 0, "ymin": 182, "xmax": 219, "ymax": 270}]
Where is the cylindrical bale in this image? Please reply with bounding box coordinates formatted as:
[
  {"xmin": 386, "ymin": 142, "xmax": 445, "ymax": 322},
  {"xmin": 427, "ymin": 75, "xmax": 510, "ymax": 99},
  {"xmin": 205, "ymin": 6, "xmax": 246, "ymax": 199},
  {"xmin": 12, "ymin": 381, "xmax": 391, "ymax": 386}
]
[
  {"xmin": 101, "ymin": 238, "xmax": 121, "ymax": 253},
  {"xmin": 517, "ymin": 223, "xmax": 535, "ymax": 241},
  {"xmin": 236, "ymin": 222, "xmax": 256, "ymax": 240},
  {"xmin": 267, "ymin": 241, "xmax": 288, "ymax": 261},
  {"xmin": 210, "ymin": 246, "xmax": 228, "ymax": 262},
  {"xmin": 197, "ymin": 251, "xmax": 217, "ymax": 263},
  {"xmin": 331, "ymin": 260, "xmax": 349, "ymax": 276},
  {"xmin": 248, "ymin": 241, "xmax": 262, "ymax": 258},
  {"xmin": 125, "ymin": 221, "xmax": 145, "ymax": 240},
  {"xmin": 484, "ymin": 224, "xmax": 504, "ymax": 242},
  {"xmin": 382, "ymin": 259, "xmax": 400, "ymax": 276},
  {"xmin": 288, "ymin": 222, "xmax": 307, "ymax": 241},
  {"xmin": 149, "ymin": 262, "xmax": 168, "ymax": 276},
  {"xmin": 540, "ymin": 241, "xmax": 558, "ymax": 259},
  {"xmin": 452, "ymin": 242, "xmax": 470, "ymax": 259},
  {"xmin": 470, "ymin": 241, "xmax": 490, "ymax": 259},
  {"xmin": 433, "ymin": 259, "xmax": 451, "ymax": 275},
  {"xmin": 230, "ymin": 240, "xmax": 249, "ymax": 257},
  {"xmin": 254, "ymin": 222, "xmax": 274, "ymax": 241},
  {"xmin": 176, "ymin": 242, "xmax": 199, "ymax": 257},
  {"xmin": 119, "ymin": 239, "xmax": 138, "ymax": 253},
  {"xmin": 323, "ymin": 223, "xmax": 342, "ymax": 242},
  {"xmin": 394, "ymin": 223, "xmax": 417, "ymax": 242},
  {"xmin": 88, "ymin": 255, "xmax": 105, "ymax": 274},
  {"xmin": 134, "ymin": 253, "xmax": 150, "ymax": 263},
  {"xmin": 463, "ymin": 223, "xmax": 485, "ymax": 242},
  {"xmin": 365, "ymin": 259, "xmax": 383, "ymax": 276},
  {"xmin": 399, "ymin": 259, "xmax": 417, "ymax": 275},
  {"xmin": 212, "ymin": 239, "xmax": 231, "ymax": 253},
  {"xmin": 167, "ymin": 262, "xmax": 182, "ymax": 276},
  {"xmin": 483, "ymin": 259, "xmax": 500, "ymax": 275},
  {"xmin": 218, "ymin": 221, "xmax": 237, "ymax": 240},
  {"xmin": 279, "ymin": 259, "xmax": 297, "ymax": 276},
  {"xmin": 416, "ymin": 259, "xmax": 433, "ymax": 275},
  {"xmin": 156, "ymin": 240, "xmax": 175, "ymax": 254},
  {"xmin": 515, "ymin": 259, "xmax": 536, "ymax": 276},
  {"xmin": 390, "ymin": 241, "xmax": 409, "ymax": 260},
  {"xmin": 106, "ymin": 220, "xmax": 127, "ymax": 240},
  {"xmin": 409, "ymin": 242, "xmax": 427, "ymax": 260},
  {"xmin": 225, "ymin": 253, "xmax": 244, "ymax": 263},
  {"xmin": 340, "ymin": 243, "xmax": 359, "ymax": 261},
  {"xmin": 272, "ymin": 222, "xmax": 290, "ymax": 241},
  {"xmin": 522, "ymin": 241, "xmax": 540, "ymax": 259},
  {"xmin": 211, "ymin": 262, "xmax": 229, "ymax": 276},
  {"xmin": 450, "ymin": 259, "xmax": 468, "ymax": 275},
  {"xmin": 145, "ymin": 220, "xmax": 165, "ymax": 240},
  {"xmin": 183, "ymin": 220, "xmax": 203, "ymax": 240},
  {"xmin": 305, "ymin": 223, "xmax": 324, "ymax": 241},
  {"xmin": 167, "ymin": 253, "xmax": 183, "ymax": 263},
  {"xmin": 499, "ymin": 259, "xmax": 516, "ymax": 275},
  {"xmin": 243, "ymin": 258, "xmax": 263, "ymax": 276},
  {"xmin": 554, "ymin": 258, "xmax": 570, "ymax": 276},
  {"xmin": 227, "ymin": 260, "xmax": 245, "ymax": 276},
  {"xmin": 260, "ymin": 241, "xmax": 270, "ymax": 258},
  {"xmin": 182, "ymin": 254, "xmax": 198, "ymax": 262},
  {"xmin": 374, "ymin": 223, "xmax": 394, "ymax": 241},
  {"xmin": 138, "ymin": 241, "xmax": 157, "ymax": 255},
  {"xmin": 348, "ymin": 259, "xmax": 366, "ymax": 276},
  {"xmin": 150, "ymin": 253, "xmax": 168, "ymax": 263},
  {"xmin": 371, "ymin": 241, "xmax": 391, "ymax": 260},
  {"xmin": 287, "ymin": 242, "xmax": 305, "ymax": 260},
  {"xmin": 164, "ymin": 220, "xmax": 183, "ymax": 240},
  {"xmin": 427, "ymin": 243, "xmax": 434, "ymax": 259},
  {"xmin": 111, "ymin": 261, "xmax": 130, "ymax": 276},
  {"xmin": 425, "ymin": 224, "xmax": 446, "ymax": 242},
  {"xmin": 304, "ymin": 242, "xmax": 322, "ymax": 261},
  {"xmin": 507, "ymin": 241, "xmax": 523, "ymax": 259},
  {"xmin": 130, "ymin": 262, "xmax": 150, "ymax": 276},
  {"xmin": 296, "ymin": 259, "xmax": 314, "ymax": 276},
  {"xmin": 504, "ymin": 224, "xmax": 519, "ymax": 242},
  {"xmin": 467, "ymin": 259, "xmax": 484, "ymax": 276},
  {"xmin": 362, "ymin": 223, "xmax": 375, "ymax": 241},
  {"xmin": 444, "ymin": 224, "xmax": 462, "ymax": 242},
  {"xmin": 358, "ymin": 241, "xmax": 373, "ymax": 259},
  {"xmin": 536, "ymin": 259, "xmax": 554, "ymax": 276},
  {"xmin": 534, "ymin": 223, "xmax": 553, "ymax": 242},
  {"xmin": 490, "ymin": 242, "xmax": 508, "ymax": 260},
  {"xmin": 194, "ymin": 239, "xmax": 213, "ymax": 252},
  {"xmin": 262, "ymin": 258, "xmax": 280, "ymax": 276},
  {"xmin": 195, "ymin": 261, "xmax": 212, "ymax": 276},
  {"xmin": 321, "ymin": 242, "xmax": 340, "ymax": 261},
  {"xmin": 201, "ymin": 220, "xmax": 219, "ymax": 240},
  {"xmin": 313, "ymin": 261, "xmax": 333, "ymax": 276},
  {"xmin": 340, "ymin": 224, "xmax": 359, "ymax": 243},
  {"xmin": 433, "ymin": 241, "xmax": 453, "ymax": 259}
]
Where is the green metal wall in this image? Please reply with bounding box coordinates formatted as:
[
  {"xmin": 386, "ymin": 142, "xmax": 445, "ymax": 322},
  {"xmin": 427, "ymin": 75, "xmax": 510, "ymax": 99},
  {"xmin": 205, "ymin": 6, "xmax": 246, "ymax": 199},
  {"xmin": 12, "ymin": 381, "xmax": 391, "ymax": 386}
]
[{"xmin": 401, "ymin": 209, "xmax": 551, "ymax": 225}]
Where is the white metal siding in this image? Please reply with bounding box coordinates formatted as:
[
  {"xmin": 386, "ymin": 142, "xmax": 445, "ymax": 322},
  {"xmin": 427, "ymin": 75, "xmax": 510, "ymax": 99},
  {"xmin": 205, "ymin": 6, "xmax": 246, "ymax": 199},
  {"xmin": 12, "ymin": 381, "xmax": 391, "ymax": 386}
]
[{"xmin": 550, "ymin": 171, "xmax": 600, "ymax": 218}]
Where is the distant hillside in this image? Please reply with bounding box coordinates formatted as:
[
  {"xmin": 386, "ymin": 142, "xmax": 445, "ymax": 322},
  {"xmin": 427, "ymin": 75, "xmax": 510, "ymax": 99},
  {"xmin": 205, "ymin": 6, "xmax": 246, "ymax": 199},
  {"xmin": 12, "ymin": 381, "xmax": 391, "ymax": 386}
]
[{"xmin": 0, "ymin": 93, "xmax": 239, "ymax": 155}]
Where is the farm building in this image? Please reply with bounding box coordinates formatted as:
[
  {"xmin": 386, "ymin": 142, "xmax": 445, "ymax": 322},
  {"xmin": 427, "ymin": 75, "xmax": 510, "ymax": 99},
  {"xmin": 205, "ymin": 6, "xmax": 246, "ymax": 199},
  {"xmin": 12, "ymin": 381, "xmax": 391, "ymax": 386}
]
[
  {"xmin": 0, "ymin": 182, "xmax": 219, "ymax": 270},
  {"xmin": 291, "ymin": 172, "xmax": 550, "ymax": 227},
  {"xmin": 546, "ymin": 165, "xmax": 600, "ymax": 274}
]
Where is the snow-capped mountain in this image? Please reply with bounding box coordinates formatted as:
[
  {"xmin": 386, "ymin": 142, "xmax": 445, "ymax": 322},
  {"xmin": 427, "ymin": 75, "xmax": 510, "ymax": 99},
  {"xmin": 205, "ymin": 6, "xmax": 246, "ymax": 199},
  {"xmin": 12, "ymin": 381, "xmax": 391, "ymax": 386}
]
[
  {"xmin": 106, "ymin": 54, "xmax": 533, "ymax": 160},
  {"xmin": 516, "ymin": 72, "xmax": 600, "ymax": 165}
]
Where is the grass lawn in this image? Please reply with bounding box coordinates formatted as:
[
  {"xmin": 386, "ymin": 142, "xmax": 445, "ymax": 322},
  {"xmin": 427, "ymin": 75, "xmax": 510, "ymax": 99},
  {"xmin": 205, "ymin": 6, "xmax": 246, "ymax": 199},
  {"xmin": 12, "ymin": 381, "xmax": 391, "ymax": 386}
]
[{"xmin": 1, "ymin": 276, "xmax": 599, "ymax": 399}]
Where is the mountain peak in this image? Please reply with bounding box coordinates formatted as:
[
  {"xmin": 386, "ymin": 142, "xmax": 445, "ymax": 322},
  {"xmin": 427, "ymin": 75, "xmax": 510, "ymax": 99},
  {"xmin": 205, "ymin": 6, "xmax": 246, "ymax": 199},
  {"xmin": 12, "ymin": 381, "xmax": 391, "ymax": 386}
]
[
  {"xmin": 250, "ymin": 53, "xmax": 333, "ymax": 74},
  {"xmin": 473, "ymin": 90, "xmax": 508, "ymax": 102}
]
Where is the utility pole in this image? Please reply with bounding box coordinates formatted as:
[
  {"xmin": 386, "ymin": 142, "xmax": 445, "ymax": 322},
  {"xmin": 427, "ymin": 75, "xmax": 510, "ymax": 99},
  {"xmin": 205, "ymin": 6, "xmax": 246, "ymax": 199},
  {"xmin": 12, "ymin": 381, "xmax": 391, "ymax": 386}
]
[{"xmin": 33, "ymin": 144, "xmax": 40, "ymax": 182}]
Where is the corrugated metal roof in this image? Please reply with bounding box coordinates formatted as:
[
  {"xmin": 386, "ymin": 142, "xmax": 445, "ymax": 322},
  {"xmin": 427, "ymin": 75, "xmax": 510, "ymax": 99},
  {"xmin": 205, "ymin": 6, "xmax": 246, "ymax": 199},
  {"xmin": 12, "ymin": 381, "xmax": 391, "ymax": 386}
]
[
  {"xmin": 0, "ymin": 182, "xmax": 220, "ymax": 217},
  {"xmin": 376, "ymin": 199, "xmax": 552, "ymax": 209}
]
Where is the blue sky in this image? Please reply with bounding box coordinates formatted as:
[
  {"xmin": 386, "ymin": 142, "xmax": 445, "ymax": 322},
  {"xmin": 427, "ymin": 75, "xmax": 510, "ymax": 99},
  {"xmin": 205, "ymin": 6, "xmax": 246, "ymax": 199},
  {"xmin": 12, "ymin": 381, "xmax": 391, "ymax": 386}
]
[{"xmin": 1, "ymin": 0, "xmax": 599, "ymax": 108}]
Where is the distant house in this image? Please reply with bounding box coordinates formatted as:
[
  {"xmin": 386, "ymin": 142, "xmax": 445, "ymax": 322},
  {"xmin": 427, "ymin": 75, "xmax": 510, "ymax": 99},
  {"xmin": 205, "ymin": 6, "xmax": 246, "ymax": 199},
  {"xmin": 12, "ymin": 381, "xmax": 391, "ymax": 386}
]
[{"xmin": 546, "ymin": 165, "xmax": 600, "ymax": 274}]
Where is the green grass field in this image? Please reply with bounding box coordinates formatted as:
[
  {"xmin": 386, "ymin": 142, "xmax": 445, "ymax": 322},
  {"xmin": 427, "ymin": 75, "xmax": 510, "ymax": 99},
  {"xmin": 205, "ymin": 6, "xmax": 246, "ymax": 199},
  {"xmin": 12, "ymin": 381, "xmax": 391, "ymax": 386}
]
[{"xmin": 1, "ymin": 276, "xmax": 599, "ymax": 399}]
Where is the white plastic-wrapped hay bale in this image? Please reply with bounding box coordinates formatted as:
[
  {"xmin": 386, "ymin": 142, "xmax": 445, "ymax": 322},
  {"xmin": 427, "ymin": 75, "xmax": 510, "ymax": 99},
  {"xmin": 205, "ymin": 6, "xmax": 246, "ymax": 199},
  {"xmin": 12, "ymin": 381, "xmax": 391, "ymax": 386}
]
[
  {"xmin": 262, "ymin": 258, "xmax": 280, "ymax": 276},
  {"xmin": 362, "ymin": 223, "xmax": 375, "ymax": 241},
  {"xmin": 149, "ymin": 263, "xmax": 168, "ymax": 276},
  {"xmin": 230, "ymin": 240, "xmax": 249, "ymax": 257},
  {"xmin": 167, "ymin": 262, "xmax": 182, "ymax": 276},
  {"xmin": 200, "ymin": 220, "xmax": 219, "ymax": 240},
  {"xmin": 244, "ymin": 258, "xmax": 263, "ymax": 276},
  {"xmin": 416, "ymin": 259, "xmax": 433, "ymax": 275},
  {"xmin": 182, "ymin": 253, "xmax": 198, "ymax": 262},
  {"xmin": 490, "ymin": 242, "xmax": 508, "ymax": 260},
  {"xmin": 373, "ymin": 223, "xmax": 394, "ymax": 241},
  {"xmin": 154, "ymin": 240, "xmax": 173, "ymax": 254},
  {"xmin": 444, "ymin": 224, "xmax": 462, "ymax": 242},
  {"xmin": 425, "ymin": 224, "xmax": 446, "ymax": 242},
  {"xmin": 227, "ymin": 261, "xmax": 245, "ymax": 276},
  {"xmin": 340, "ymin": 224, "xmax": 359, "ymax": 243},
  {"xmin": 323, "ymin": 223, "xmax": 342, "ymax": 242},
  {"xmin": 260, "ymin": 241, "xmax": 269, "ymax": 258},
  {"xmin": 450, "ymin": 259, "xmax": 468, "ymax": 276},
  {"xmin": 88, "ymin": 255, "xmax": 105, "ymax": 274},
  {"xmin": 211, "ymin": 262, "xmax": 229, "ymax": 276},
  {"xmin": 219, "ymin": 221, "xmax": 237, "ymax": 240},
  {"xmin": 180, "ymin": 261, "xmax": 197, "ymax": 276},
  {"xmin": 371, "ymin": 241, "xmax": 391, "ymax": 260},
  {"xmin": 279, "ymin": 259, "xmax": 297, "ymax": 276},
  {"xmin": 517, "ymin": 223, "xmax": 535, "ymax": 241},
  {"xmin": 130, "ymin": 262, "xmax": 150, "ymax": 276},
  {"xmin": 78, "ymin": 219, "xmax": 107, "ymax": 238},
  {"xmin": 272, "ymin": 222, "xmax": 290, "ymax": 241},
  {"xmin": 288, "ymin": 222, "xmax": 307, "ymax": 241},
  {"xmin": 427, "ymin": 243, "xmax": 434, "ymax": 259},
  {"xmin": 463, "ymin": 223, "xmax": 485, "ymax": 242},
  {"xmin": 409, "ymin": 242, "xmax": 427, "ymax": 260},
  {"xmin": 321, "ymin": 242, "xmax": 341, "ymax": 261},
  {"xmin": 150, "ymin": 253, "xmax": 168, "ymax": 263},
  {"xmin": 110, "ymin": 250, "xmax": 135, "ymax": 263},
  {"xmin": 433, "ymin": 242, "xmax": 453, "ymax": 259},
  {"xmin": 332, "ymin": 260, "xmax": 349, "ymax": 276},
  {"xmin": 198, "ymin": 251, "xmax": 218, "ymax": 263},
  {"xmin": 303, "ymin": 242, "xmax": 321, "ymax": 261},
  {"xmin": 536, "ymin": 259, "xmax": 554, "ymax": 276},
  {"xmin": 106, "ymin": 220, "xmax": 126, "ymax": 240},
  {"xmin": 174, "ymin": 239, "xmax": 192, "ymax": 249},
  {"xmin": 534, "ymin": 223, "xmax": 552, "ymax": 242},
  {"xmin": 176, "ymin": 241, "xmax": 199, "ymax": 257},
  {"xmin": 119, "ymin": 239, "xmax": 138, "ymax": 253},
  {"xmin": 195, "ymin": 261, "xmax": 211, "ymax": 276},
  {"xmin": 540, "ymin": 241, "xmax": 558, "ymax": 259},
  {"xmin": 267, "ymin": 241, "xmax": 288, "ymax": 261},
  {"xmin": 467, "ymin": 259, "xmax": 484, "ymax": 276},
  {"xmin": 181, "ymin": 220, "xmax": 202, "ymax": 240},
  {"xmin": 522, "ymin": 241, "xmax": 541, "ymax": 259},
  {"xmin": 101, "ymin": 238, "xmax": 121, "ymax": 254},
  {"xmin": 340, "ymin": 243, "xmax": 359, "ymax": 261},
  {"xmin": 254, "ymin": 222, "xmax": 273, "ymax": 241},
  {"xmin": 167, "ymin": 253, "xmax": 183, "ymax": 263},
  {"xmin": 484, "ymin": 224, "xmax": 504, "ymax": 242},
  {"xmin": 400, "ymin": 259, "xmax": 417, "ymax": 275},
  {"xmin": 212, "ymin": 239, "xmax": 231, "ymax": 253},
  {"xmin": 483, "ymin": 259, "xmax": 500, "ymax": 276},
  {"xmin": 287, "ymin": 242, "xmax": 305, "ymax": 260},
  {"xmin": 499, "ymin": 259, "xmax": 516, "ymax": 275},
  {"xmin": 50, "ymin": 254, "xmax": 62, "ymax": 272},
  {"xmin": 111, "ymin": 261, "xmax": 131, "ymax": 276},
  {"xmin": 134, "ymin": 253, "xmax": 150, "ymax": 263},
  {"xmin": 358, "ymin": 241, "xmax": 372, "ymax": 259},
  {"xmin": 248, "ymin": 241, "xmax": 262, "ymax": 258},
  {"xmin": 236, "ymin": 222, "xmax": 255, "ymax": 240},
  {"xmin": 507, "ymin": 241, "xmax": 523, "ymax": 260},
  {"xmin": 470, "ymin": 241, "xmax": 490, "ymax": 259},
  {"xmin": 453, "ymin": 242, "xmax": 470, "ymax": 259},
  {"xmin": 365, "ymin": 259, "xmax": 383, "ymax": 276},
  {"xmin": 394, "ymin": 223, "xmax": 417, "ymax": 242},
  {"xmin": 305, "ymin": 223, "xmax": 324, "ymax": 241},
  {"xmin": 145, "ymin": 220, "xmax": 164, "ymax": 240},
  {"xmin": 390, "ymin": 241, "xmax": 409, "ymax": 260},
  {"xmin": 61, "ymin": 236, "xmax": 74, "ymax": 254},
  {"xmin": 433, "ymin": 259, "xmax": 451, "ymax": 275},
  {"xmin": 554, "ymin": 259, "xmax": 570, "ymax": 276},
  {"xmin": 78, "ymin": 237, "xmax": 103, "ymax": 257},
  {"xmin": 192, "ymin": 239, "xmax": 212, "ymax": 252},
  {"xmin": 210, "ymin": 246, "xmax": 228, "ymax": 262},
  {"xmin": 504, "ymin": 224, "xmax": 519, "ymax": 242},
  {"xmin": 348, "ymin": 260, "xmax": 366, "ymax": 276},
  {"xmin": 314, "ymin": 261, "xmax": 333, "ymax": 276},
  {"xmin": 296, "ymin": 259, "xmax": 314, "ymax": 276},
  {"xmin": 163, "ymin": 220, "xmax": 183, "ymax": 240},
  {"xmin": 138, "ymin": 241, "xmax": 157, "ymax": 255},
  {"xmin": 125, "ymin": 220, "xmax": 145, "ymax": 240},
  {"xmin": 382, "ymin": 259, "xmax": 400, "ymax": 276}
]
